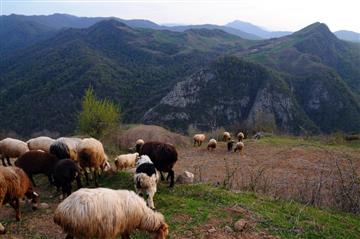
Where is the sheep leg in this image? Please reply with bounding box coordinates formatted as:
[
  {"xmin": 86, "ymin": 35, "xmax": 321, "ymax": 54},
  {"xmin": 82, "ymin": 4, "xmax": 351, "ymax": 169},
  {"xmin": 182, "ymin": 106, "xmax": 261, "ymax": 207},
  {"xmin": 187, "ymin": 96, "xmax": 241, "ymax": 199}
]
[
  {"xmin": 29, "ymin": 174, "xmax": 37, "ymax": 187},
  {"xmin": 84, "ymin": 170, "xmax": 90, "ymax": 186},
  {"xmin": 47, "ymin": 174, "xmax": 54, "ymax": 186},
  {"xmin": 76, "ymin": 174, "xmax": 82, "ymax": 189},
  {"xmin": 1, "ymin": 157, "xmax": 6, "ymax": 166},
  {"xmin": 6, "ymin": 157, "xmax": 12, "ymax": 166},
  {"xmin": 121, "ymin": 232, "xmax": 130, "ymax": 239},
  {"xmin": 9, "ymin": 199, "xmax": 20, "ymax": 221},
  {"xmin": 66, "ymin": 183, "xmax": 72, "ymax": 197},
  {"xmin": 147, "ymin": 189, "xmax": 156, "ymax": 209},
  {"xmin": 168, "ymin": 170, "xmax": 175, "ymax": 187},
  {"xmin": 94, "ymin": 169, "xmax": 99, "ymax": 187},
  {"xmin": 65, "ymin": 234, "xmax": 74, "ymax": 239},
  {"xmin": 160, "ymin": 172, "xmax": 165, "ymax": 181}
]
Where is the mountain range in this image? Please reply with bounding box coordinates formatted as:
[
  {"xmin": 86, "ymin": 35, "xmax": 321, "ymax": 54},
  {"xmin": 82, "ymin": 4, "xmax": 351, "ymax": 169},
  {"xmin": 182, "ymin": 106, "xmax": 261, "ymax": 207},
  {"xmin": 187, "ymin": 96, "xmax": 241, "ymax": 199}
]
[{"xmin": 1, "ymin": 14, "xmax": 360, "ymax": 136}]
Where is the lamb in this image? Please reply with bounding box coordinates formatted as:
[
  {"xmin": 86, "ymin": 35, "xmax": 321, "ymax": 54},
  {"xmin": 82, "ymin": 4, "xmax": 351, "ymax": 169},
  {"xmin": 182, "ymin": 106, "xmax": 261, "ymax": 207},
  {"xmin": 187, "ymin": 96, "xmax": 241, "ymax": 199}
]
[
  {"xmin": 53, "ymin": 159, "xmax": 82, "ymax": 198},
  {"xmin": 0, "ymin": 138, "xmax": 29, "ymax": 166},
  {"xmin": 15, "ymin": 150, "xmax": 61, "ymax": 187},
  {"xmin": 134, "ymin": 155, "xmax": 159, "ymax": 209},
  {"xmin": 27, "ymin": 136, "xmax": 55, "ymax": 153},
  {"xmin": 53, "ymin": 188, "xmax": 169, "ymax": 239},
  {"xmin": 77, "ymin": 138, "xmax": 108, "ymax": 187},
  {"xmin": 193, "ymin": 134, "xmax": 206, "ymax": 147},
  {"xmin": 223, "ymin": 132, "xmax": 231, "ymax": 141},
  {"xmin": 114, "ymin": 153, "xmax": 139, "ymax": 171},
  {"xmin": 237, "ymin": 132, "xmax": 245, "ymax": 141},
  {"xmin": 234, "ymin": 141, "xmax": 245, "ymax": 154},
  {"xmin": 135, "ymin": 139, "xmax": 145, "ymax": 153},
  {"xmin": 0, "ymin": 166, "xmax": 39, "ymax": 234},
  {"xmin": 50, "ymin": 141, "xmax": 77, "ymax": 161},
  {"xmin": 140, "ymin": 141, "xmax": 178, "ymax": 187},
  {"xmin": 207, "ymin": 139, "xmax": 217, "ymax": 151}
]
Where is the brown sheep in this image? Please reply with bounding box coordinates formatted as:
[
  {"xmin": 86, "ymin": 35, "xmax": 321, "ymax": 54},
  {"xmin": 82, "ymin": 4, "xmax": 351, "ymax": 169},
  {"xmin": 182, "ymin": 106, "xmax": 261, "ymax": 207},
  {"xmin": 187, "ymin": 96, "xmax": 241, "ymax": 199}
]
[
  {"xmin": 237, "ymin": 132, "xmax": 245, "ymax": 142},
  {"xmin": 223, "ymin": 132, "xmax": 231, "ymax": 141},
  {"xmin": 15, "ymin": 150, "xmax": 61, "ymax": 187},
  {"xmin": 77, "ymin": 138, "xmax": 108, "ymax": 187},
  {"xmin": 0, "ymin": 166, "xmax": 39, "ymax": 234}
]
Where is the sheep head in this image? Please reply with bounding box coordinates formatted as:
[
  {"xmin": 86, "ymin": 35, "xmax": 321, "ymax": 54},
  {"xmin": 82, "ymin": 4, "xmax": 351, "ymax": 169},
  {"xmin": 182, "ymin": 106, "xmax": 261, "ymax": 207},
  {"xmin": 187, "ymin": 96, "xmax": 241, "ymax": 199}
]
[
  {"xmin": 25, "ymin": 190, "xmax": 39, "ymax": 210},
  {"xmin": 152, "ymin": 223, "xmax": 169, "ymax": 239}
]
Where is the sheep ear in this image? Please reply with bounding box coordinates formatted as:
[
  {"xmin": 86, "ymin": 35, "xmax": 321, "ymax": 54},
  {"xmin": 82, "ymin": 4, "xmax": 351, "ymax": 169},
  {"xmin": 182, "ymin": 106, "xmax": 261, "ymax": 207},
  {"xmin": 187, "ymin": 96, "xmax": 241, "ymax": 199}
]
[{"xmin": 33, "ymin": 192, "xmax": 39, "ymax": 197}]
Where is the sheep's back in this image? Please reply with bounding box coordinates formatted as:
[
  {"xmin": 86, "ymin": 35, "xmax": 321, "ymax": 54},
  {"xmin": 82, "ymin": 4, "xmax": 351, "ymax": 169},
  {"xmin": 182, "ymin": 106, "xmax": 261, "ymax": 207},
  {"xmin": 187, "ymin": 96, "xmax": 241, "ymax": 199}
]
[
  {"xmin": 54, "ymin": 188, "xmax": 139, "ymax": 238},
  {"xmin": 0, "ymin": 138, "xmax": 29, "ymax": 158},
  {"xmin": 15, "ymin": 150, "xmax": 59, "ymax": 174},
  {"xmin": 140, "ymin": 142, "xmax": 178, "ymax": 172},
  {"xmin": 0, "ymin": 167, "xmax": 30, "ymax": 200}
]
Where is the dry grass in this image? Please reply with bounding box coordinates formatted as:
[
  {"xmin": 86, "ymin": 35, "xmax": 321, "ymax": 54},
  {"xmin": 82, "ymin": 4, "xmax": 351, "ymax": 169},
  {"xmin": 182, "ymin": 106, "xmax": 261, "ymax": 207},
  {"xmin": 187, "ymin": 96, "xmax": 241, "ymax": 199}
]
[
  {"xmin": 175, "ymin": 139, "xmax": 360, "ymax": 213},
  {"xmin": 117, "ymin": 124, "xmax": 190, "ymax": 149}
]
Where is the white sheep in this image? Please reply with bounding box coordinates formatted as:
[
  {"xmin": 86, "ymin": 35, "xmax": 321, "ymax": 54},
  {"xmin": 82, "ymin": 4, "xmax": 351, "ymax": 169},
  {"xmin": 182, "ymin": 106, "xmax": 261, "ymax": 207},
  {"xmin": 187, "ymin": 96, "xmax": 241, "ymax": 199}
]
[
  {"xmin": 57, "ymin": 137, "xmax": 82, "ymax": 152},
  {"xmin": 234, "ymin": 141, "xmax": 244, "ymax": 154},
  {"xmin": 27, "ymin": 136, "xmax": 55, "ymax": 153},
  {"xmin": 193, "ymin": 134, "xmax": 206, "ymax": 147},
  {"xmin": 77, "ymin": 138, "xmax": 108, "ymax": 187},
  {"xmin": 223, "ymin": 132, "xmax": 231, "ymax": 141},
  {"xmin": 207, "ymin": 139, "xmax": 217, "ymax": 151},
  {"xmin": 0, "ymin": 138, "xmax": 29, "ymax": 166},
  {"xmin": 53, "ymin": 188, "xmax": 169, "ymax": 239},
  {"xmin": 114, "ymin": 153, "xmax": 139, "ymax": 171},
  {"xmin": 237, "ymin": 132, "xmax": 245, "ymax": 141},
  {"xmin": 134, "ymin": 155, "xmax": 159, "ymax": 209}
]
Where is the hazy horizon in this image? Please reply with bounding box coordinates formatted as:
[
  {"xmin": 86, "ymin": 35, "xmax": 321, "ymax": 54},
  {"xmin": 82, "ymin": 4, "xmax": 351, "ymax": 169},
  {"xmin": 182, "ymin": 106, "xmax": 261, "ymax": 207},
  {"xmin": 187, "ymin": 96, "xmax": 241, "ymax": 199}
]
[{"xmin": 1, "ymin": 0, "xmax": 360, "ymax": 33}]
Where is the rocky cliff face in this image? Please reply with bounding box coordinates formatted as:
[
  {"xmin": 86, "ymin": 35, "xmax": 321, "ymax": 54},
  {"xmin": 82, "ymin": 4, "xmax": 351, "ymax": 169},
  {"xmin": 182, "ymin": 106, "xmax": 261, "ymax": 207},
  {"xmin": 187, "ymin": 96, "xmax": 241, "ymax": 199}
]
[{"xmin": 143, "ymin": 57, "xmax": 317, "ymax": 134}]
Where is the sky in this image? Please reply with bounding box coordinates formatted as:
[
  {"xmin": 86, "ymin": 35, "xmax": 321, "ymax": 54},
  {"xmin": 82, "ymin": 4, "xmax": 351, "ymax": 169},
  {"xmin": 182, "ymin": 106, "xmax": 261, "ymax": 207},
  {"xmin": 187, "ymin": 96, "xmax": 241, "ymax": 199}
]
[{"xmin": 1, "ymin": 0, "xmax": 360, "ymax": 32}]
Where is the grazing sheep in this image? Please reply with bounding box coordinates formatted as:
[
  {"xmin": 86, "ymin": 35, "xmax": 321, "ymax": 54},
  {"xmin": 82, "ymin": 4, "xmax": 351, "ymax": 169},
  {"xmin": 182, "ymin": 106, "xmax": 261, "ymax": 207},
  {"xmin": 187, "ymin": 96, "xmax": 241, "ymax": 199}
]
[
  {"xmin": 50, "ymin": 141, "xmax": 77, "ymax": 161},
  {"xmin": 0, "ymin": 166, "xmax": 39, "ymax": 234},
  {"xmin": 207, "ymin": 139, "xmax": 217, "ymax": 151},
  {"xmin": 77, "ymin": 138, "xmax": 108, "ymax": 187},
  {"xmin": 114, "ymin": 153, "xmax": 139, "ymax": 171},
  {"xmin": 27, "ymin": 136, "xmax": 55, "ymax": 153},
  {"xmin": 0, "ymin": 138, "xmax": 29, "ymax": 166},
  {"xmin": 223, "ymin": 132, "xmax": 231, "ymax": 141},
  {"xmin": 134, "ymin": 155, "xmax": 159, "ymax": 209},
  {"xmin": 227, "ymin": 140, "xmax": 235, "ymax": 152},
  {"xmin": 234, "ymin": 141, "xmax": 244, "ymax": 154},
  {"xmin": 15, "ymin": 150, "xmax": 61, "ymax": 187},
  {"xmin": 135, "ymin": 139, "xmax": 145, "ymax": 153},
  {"xmin": 54, "ymin": 188, "xmax": 169, "ymax": 239},
  {"xmin": 193, "ymin": 134, "xmax": 206, "ymax": 147},
  {"xmin": 53, "ymin": 159, "xmax": 82, "ymax": 198},
  {"xmin": 57, "ymin": 137, "xmax": 82, "ymax": 151},
  {"xmin": 237, "ymin": 132, "xmax": 245, "ymax": 141},
  {"xmin": 140, "ymin": 142, "xmax": 178, "ymax": 187}
]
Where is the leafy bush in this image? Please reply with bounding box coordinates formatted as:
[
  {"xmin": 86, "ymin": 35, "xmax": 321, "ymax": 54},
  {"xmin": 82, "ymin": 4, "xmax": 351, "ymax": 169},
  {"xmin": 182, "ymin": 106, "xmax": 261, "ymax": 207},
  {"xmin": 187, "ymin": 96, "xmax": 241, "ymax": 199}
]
[{"xmin": 77, "ymin": 87, "xmax": 120, "ymax": 138}]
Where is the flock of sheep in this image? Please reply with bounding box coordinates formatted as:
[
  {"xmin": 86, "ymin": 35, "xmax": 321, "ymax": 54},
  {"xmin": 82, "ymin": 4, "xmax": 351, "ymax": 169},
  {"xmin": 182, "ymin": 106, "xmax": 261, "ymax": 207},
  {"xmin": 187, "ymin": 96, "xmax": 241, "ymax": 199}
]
[
  {"xmin": 0, "ymin": 130, "xmax": 244, "ymax": 238},
  {"xmin": 194, "ymin": 131, "xmax": 245, "ymax": 153}
]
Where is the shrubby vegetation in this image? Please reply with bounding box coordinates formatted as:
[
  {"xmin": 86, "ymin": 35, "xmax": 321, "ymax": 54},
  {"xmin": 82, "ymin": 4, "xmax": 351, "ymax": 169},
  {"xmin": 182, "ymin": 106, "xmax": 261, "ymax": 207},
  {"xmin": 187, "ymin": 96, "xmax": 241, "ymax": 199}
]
[{"xmin": 78, "ymin": 87, "xmax": 120, "ymax": 138}]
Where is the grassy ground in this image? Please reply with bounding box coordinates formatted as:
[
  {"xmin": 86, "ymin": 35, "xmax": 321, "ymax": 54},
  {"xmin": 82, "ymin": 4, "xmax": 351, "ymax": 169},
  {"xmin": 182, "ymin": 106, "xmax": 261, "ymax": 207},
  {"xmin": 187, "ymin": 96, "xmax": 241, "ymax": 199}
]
[{"xmin": 3, "ymin": 170, "xmax": 358, "ymax": 239}]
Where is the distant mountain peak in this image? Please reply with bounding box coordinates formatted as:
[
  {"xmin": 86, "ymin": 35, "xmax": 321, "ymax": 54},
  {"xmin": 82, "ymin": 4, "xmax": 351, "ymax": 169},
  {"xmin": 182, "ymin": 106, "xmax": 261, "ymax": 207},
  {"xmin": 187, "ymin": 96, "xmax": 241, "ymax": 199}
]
[{"xmin": 294, "ymin": 22, "xmax": 333, "ymax": 36}]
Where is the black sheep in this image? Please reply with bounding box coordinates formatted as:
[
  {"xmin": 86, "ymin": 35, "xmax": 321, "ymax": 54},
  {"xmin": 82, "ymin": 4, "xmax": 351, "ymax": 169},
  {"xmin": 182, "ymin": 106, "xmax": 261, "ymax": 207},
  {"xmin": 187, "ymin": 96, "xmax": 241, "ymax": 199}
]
[
  {"xmin": 227, "ymin": 140, "xmax": 235, "ymax": 152},
  {"xmin": 53, "ymin": 159, "xmax": 82, "ymax": 198},
  {"xmin": 50, "ymin": 141, "xmax": 72, "ymax": 160},
  {"xmin": 139, "ymin": 142, "xmax": 178, "ymax": 187},
  {"xmin": 15, "ymin": 150, "xmax": 61, "ymax": 187}
]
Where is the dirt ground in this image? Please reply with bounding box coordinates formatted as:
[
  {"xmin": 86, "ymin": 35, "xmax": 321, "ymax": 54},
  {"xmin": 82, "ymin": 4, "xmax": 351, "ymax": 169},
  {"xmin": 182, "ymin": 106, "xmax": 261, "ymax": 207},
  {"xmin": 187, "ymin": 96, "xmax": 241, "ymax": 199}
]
[{"xmin": 175, "ymin": 140, "xmax": 360, "ymax": 208}]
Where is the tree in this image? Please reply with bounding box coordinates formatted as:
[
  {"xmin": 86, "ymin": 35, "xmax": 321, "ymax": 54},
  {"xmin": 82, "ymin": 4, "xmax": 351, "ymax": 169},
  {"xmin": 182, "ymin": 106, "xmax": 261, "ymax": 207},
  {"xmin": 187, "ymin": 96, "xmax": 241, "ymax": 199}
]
[{"xmin": 78, "ymin": 87, "xmax": 120, "ymax": 138}]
